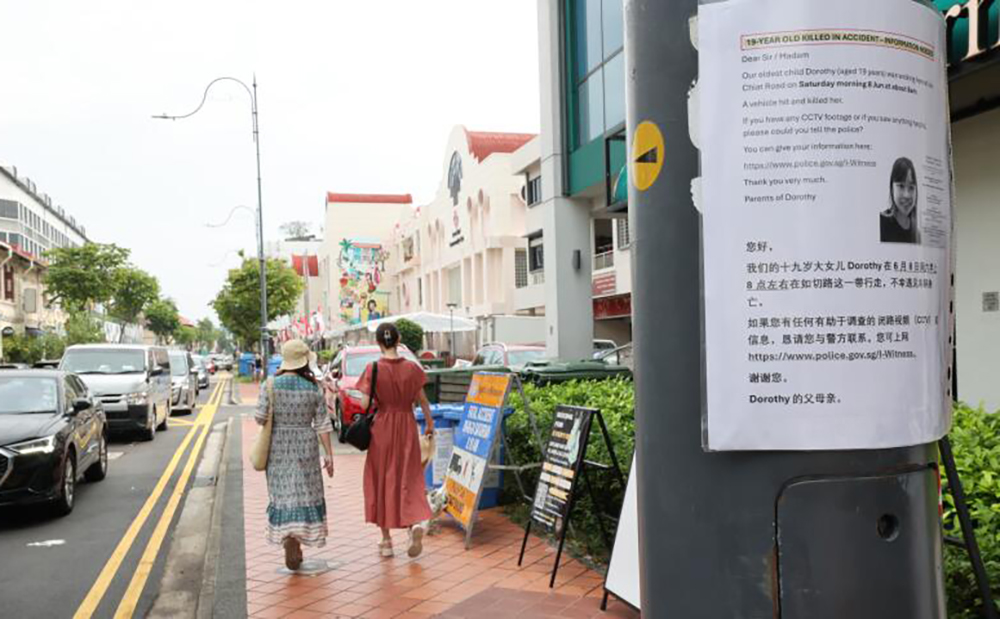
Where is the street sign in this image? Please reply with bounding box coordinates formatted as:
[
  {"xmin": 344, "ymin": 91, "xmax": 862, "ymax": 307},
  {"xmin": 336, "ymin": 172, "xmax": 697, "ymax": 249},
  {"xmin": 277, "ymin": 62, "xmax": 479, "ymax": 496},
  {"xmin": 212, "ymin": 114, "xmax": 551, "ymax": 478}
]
[{"xmin": 631, "ymin": 120, "xmax": 664, "ymax": 191}]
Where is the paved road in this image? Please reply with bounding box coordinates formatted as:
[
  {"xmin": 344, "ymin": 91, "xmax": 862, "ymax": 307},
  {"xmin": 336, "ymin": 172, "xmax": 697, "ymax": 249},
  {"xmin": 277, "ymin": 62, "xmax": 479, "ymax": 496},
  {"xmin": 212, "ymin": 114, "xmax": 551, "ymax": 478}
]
[{"xmin": 0, "ymin": 378, "xmax": 225, "ymax": 619}]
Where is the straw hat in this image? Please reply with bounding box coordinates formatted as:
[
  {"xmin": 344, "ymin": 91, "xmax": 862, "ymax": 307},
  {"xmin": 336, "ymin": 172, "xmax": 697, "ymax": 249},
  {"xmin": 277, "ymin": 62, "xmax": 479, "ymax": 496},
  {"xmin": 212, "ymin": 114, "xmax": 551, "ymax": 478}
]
[{"xmin": 279, "ymin": 339, "xmax": 315, "ymax": 372}]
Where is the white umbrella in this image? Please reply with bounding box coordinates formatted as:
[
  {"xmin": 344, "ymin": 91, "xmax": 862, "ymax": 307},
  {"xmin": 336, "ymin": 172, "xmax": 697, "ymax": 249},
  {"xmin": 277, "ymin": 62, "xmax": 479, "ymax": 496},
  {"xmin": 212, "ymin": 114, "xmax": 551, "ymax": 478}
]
[{"xmin": 366, "ymin": 311, "xmax": 477, "ymax": 334}]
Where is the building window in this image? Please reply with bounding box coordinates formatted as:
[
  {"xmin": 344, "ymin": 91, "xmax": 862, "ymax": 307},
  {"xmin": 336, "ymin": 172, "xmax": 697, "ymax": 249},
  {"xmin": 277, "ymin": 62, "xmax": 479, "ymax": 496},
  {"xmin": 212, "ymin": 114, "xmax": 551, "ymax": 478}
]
[
  {"xmin": 2, "ymin": 264, "xmax": 13, "ymax": 302},
  {"xmin": 527, "ymin": 176, "xmax": 543, "ymax": 206},
  {"xmin": 0, "ymin": 199, "xmax": 18, "ymax": 220},
  {"xmin": 515, "ymin": 249, "xmax": 529, "ymax": 288},
  {"xmin": 616, "ymin": 217, "xmax": 631, "ymax": 249},
  {"xmin": 418, "ymin": 278, "xmax": 423, "ymax": 306},
  {"xmin": 528, "ymin": 235, "xmax": 545, "ymax": 273},
  {"xmin": 448, "ymin": 267, "xmax": 462, "ymax": 306},
  {"xmin": 402, "ymin": 236, "xmax": 415, "ymax": 262},
  {"xmin": 569, "ymin": 0, "xmax": 625, "ymax": 150}
]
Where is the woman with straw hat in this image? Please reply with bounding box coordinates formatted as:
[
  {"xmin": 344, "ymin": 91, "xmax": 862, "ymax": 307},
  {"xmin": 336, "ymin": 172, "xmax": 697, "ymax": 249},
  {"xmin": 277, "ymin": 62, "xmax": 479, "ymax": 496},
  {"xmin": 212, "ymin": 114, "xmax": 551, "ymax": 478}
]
[{"xmin": 255, "ymin": 339, "xmax": 335, "ymax": 570}]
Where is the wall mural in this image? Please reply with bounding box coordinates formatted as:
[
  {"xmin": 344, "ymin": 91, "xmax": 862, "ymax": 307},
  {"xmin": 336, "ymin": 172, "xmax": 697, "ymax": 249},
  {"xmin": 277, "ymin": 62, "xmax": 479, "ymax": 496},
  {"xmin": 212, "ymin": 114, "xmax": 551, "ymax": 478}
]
[{"xmin": 337, "ymin": 238, "xmax": 389, "ymax": 325}]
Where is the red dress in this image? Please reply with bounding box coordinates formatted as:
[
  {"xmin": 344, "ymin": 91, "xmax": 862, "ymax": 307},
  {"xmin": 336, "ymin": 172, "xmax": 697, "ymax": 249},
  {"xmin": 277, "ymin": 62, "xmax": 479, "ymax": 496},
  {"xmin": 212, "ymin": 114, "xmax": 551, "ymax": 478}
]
[{"xmin": 356, "ymin": 357, "xmax": 433, "ymax": 529}]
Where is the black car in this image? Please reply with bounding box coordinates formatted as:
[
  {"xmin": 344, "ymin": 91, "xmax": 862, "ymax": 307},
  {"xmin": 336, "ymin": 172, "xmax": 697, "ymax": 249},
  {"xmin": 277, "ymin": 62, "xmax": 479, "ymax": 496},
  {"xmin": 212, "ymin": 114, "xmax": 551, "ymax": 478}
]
[{"xmin": 0, "ymin": 370, "xmax": 108, "ymax": 516}]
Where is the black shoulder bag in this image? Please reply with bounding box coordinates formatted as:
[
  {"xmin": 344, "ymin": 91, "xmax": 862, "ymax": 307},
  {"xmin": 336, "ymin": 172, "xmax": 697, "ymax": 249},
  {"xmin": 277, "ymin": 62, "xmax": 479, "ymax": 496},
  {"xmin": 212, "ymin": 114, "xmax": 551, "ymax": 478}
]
[{"xmin": 344, "ymin": 361, "xmax": 378, "ymax": 451}]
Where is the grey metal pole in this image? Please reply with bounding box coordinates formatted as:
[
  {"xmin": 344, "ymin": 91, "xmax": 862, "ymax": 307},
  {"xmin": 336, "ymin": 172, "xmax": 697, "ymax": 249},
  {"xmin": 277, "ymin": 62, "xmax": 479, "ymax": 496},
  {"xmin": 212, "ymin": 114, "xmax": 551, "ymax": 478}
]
[
  {"xmin": 626, "ymin": 1, "xmax": 945, "ymax": 617},
  {"xmin": 253, "ymin": 76, "xmax": 268, "ymax": 362}
]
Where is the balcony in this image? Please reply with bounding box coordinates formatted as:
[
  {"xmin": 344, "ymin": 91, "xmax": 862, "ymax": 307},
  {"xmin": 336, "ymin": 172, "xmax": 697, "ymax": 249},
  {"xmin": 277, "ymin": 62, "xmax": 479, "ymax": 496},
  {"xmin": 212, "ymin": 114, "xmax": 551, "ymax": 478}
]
[{"xmin": 594, "ymin": 250, "xmax": 614, "ymax": 272}]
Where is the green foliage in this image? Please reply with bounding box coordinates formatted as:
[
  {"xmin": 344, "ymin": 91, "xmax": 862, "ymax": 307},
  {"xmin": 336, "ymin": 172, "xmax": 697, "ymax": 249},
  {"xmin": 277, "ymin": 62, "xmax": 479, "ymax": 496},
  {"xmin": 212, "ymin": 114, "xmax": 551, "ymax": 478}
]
[
  {"xmin": 174, "ymin": 325, "xmax": 197, "ymax": 347},
  {"xmin": 503, "ymin": 377, "xmax": 635, "ymax": 563},
  {"xmin": 108, "ymin": 267, "xmax": 160, "ymax": 341},
  {"xmin": 943, "ymin": 402, "xmax": 1000, "ymax": 618},
  {"xmin": 317, "ymin": 349, "xmax": 334, "ymax": 364},
  {"xmin": 43, "ymin": 243, "xmax": 130, "ymax": 312},
  {"xmin": 395, "ymin": 318, "xmax": 424, "ymax": 353},
  {"xmin": 64, "ymin": 312, "xmax": 106, "ymax": 346},
  {"xmin": 1, "ymin": 332, "xmax": 65, "ymax": 364},
  {"xmin": 212, "ymin": 254, "xmax": 304, "ymax": 349},
  {"xmin": 145, "ymin": 298, "xmax": 181, "ymax": 344},
  {"xmin": 195, "ymin": 318, "xmax": 219, "ymax": 351}
]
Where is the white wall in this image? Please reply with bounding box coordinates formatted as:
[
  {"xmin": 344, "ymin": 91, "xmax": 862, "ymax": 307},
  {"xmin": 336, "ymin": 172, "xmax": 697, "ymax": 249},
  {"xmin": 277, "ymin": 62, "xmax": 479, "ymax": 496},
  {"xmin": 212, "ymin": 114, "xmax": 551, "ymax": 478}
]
[{"xmin": 953, "ymin": 107, "xmax": 1000, "ymax": 412}]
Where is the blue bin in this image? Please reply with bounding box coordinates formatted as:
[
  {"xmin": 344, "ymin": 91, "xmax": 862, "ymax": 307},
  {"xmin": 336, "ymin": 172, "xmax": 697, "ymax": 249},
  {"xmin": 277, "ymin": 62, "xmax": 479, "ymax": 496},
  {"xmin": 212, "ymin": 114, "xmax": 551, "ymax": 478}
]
[
  {"xmin": 266, "ymin": 355, "xmax": 282, "ymax": 377},
  {"xmin": 436, "ymin": 404, "xmax": 513, "ymax": 510},
  {"xmin": 238, "ymin": 353, "xmax": 255, "ymax": 377},
  {"xmin": 415, "ymin": 406, "xmax": 454, "ymax": 489}
]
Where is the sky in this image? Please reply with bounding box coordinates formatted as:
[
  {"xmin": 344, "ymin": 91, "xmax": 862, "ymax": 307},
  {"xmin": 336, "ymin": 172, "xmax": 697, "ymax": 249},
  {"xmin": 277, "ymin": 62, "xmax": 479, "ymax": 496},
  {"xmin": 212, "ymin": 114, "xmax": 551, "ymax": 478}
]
[{"xmin": 0, "ymin": 1, "xmax": 541, "ymax": 323}]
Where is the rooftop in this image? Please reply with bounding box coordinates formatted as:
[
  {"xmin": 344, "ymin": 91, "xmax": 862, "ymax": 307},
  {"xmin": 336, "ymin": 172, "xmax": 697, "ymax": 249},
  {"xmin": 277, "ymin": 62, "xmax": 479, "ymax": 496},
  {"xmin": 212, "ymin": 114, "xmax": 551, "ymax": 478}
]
[
  {"xmin": 326, "ymin": 193, "xmax": 413, "ymax": 204},
  {"xmin": 465, "ymin": 129, "xmax": 536, "ymax": 162}
]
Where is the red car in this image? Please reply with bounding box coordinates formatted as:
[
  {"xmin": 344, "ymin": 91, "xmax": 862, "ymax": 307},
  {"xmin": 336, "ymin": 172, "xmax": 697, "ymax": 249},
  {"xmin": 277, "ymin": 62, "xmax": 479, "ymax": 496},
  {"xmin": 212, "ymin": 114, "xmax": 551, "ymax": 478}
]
[{"xmin": 322, "ymin": 345, "xmax": 418, "ymax": 442}]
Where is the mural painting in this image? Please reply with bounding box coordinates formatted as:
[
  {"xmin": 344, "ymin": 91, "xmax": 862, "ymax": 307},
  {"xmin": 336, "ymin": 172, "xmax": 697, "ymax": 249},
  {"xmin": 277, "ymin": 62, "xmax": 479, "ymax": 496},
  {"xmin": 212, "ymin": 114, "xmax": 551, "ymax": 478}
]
[{"xmin": 337, "ymin": 238, "xmax": 389, "ymax": 325}]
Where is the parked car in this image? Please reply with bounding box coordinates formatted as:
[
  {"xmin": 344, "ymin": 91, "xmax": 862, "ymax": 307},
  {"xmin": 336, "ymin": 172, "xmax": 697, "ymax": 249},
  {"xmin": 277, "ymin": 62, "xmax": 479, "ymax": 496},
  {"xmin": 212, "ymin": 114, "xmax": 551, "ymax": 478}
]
[
  {"xmin": 210, "ymin": 354, "xmax": 232, "ymax": 372},
  {"xmin": 596, "ymin": 342, "xmax": 633, "ymax": 371},
  {"xmin": 323, "ymin": 345, "xmax": 419, "ymax": 442},
  {"xmin": 168, "ymin": 350, "xmax": 198, "ymax": 413},
  {"xmin": 0, "ymin": 363, "xmax": 30, "ymax": 370},
  {"xmin": 59, "ymin": 344, "xmax": 171, "ymax": 441},
  {"xmin": 472, "ymin": 343, "xmax": 548, "ymax": 369},
  {"xmin": 0, "ymin": 370, "xmax": 108, "ymax": 515},
  {"xmin": 191, "ymin": 355, "xmax": 211, "ymax": 390},
  {"xmin": 592, "ymin": 339, "xmax": 618, "ymax": 358}
]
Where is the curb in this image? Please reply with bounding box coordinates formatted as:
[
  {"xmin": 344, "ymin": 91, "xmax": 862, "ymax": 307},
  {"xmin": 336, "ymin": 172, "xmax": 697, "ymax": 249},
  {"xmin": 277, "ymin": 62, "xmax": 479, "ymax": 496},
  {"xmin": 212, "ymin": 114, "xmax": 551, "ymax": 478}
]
[{"xmin": 148, "ymin": 419, "xmax": 231, "ymax": 619}]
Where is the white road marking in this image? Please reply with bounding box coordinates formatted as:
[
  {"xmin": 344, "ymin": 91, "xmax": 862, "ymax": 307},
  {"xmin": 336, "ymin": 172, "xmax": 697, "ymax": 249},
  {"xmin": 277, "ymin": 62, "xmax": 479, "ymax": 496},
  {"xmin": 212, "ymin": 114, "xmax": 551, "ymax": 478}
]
[
  {"xmin": 108, "ymin": 452, "xmax": 124, "ymax": 461},
  {"xmin": 27, "ymin": 540, "xmax": 66, "ymax": 548}
]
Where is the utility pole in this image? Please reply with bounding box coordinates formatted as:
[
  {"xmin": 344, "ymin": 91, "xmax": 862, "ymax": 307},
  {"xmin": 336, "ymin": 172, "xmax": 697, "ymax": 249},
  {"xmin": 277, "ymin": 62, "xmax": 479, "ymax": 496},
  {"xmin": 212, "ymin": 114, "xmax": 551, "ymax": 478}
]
[{"xmin": 626, "ymin": 1, "xmax": 947, "ymax": 617}]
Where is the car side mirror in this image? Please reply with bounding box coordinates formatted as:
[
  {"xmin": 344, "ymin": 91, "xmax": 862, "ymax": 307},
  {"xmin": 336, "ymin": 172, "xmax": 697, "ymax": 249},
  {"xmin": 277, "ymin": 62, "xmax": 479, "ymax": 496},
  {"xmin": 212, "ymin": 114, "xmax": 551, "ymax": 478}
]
[
  {"xmin": 72, "ymin": 398, "xmax": 90, "ymax": 414},
  {"xmin": 149, "ymin": 367, "xmax": 164, "ymax": 377}
]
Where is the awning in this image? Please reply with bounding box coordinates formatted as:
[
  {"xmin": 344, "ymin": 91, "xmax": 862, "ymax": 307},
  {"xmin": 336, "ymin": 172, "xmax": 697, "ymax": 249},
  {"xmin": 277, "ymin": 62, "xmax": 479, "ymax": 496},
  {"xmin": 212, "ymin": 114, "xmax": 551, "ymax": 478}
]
[{"xmin": 366, "ymin": 311, "xmax": 477, "ymax": 334}]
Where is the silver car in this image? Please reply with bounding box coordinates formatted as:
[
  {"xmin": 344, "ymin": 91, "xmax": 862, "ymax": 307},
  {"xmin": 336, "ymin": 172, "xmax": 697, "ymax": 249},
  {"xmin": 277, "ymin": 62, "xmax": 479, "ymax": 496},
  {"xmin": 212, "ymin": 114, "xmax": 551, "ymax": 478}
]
[{"xmin": 168, "ymin": 351, "xmax": 198, "ymax": 413}]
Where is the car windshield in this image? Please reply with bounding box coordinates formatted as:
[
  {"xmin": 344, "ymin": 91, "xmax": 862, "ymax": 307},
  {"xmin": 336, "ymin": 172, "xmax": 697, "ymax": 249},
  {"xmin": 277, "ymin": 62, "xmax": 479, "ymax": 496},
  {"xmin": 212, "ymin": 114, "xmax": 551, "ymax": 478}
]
[
  {"xmin": 61, "ymin": 349, "xmax": 146, "ymax": 374},
  {"xmin": 507, "ymin": 350, "xmax": 547, "ymax": 366},
  {"xmin": 0, "ymin": 377, "xmax": 59, "ymax": 414},
  {"xmin": 168, "ymin": 354, "xmax": 188, "ymax": 376},
  {"xmin": 344, "ymin": 350, "xmax": 417, "ymax": 376}
]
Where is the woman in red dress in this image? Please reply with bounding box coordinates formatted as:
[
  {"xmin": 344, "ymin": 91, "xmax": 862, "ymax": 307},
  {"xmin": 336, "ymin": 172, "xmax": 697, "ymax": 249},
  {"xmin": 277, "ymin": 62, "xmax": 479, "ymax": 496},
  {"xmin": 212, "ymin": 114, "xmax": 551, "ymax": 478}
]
[{"xmin": 357, "ymin": 323, "xmax": 434, "ymax": 558}]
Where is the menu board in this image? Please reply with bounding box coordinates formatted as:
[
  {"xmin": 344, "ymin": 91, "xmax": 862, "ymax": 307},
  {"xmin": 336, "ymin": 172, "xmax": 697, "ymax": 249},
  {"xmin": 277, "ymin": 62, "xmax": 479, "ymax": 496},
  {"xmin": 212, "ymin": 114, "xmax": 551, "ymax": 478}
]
[
  {"xmin": 530, "ymin": 406, "xmax": 595, "ymax": 534},
  {"xmin": 444, "ymin": 372, "xmax": 512, "ymax": 529}
]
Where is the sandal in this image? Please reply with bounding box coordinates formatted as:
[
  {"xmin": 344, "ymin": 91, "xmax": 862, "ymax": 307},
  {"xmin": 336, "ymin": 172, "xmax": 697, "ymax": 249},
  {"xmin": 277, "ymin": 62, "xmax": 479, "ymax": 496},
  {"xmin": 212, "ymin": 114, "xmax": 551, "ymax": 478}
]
[
  {"xmin": 378, "ymin": 539, "xmax": 394, "ymax": 558},
  {"xmin": 407, "ymin": 524, "xmax": 424, "ymax": 558},
  {"xmin": 283, "ymin": 537, "xmax": 303, "ymax": 570}
]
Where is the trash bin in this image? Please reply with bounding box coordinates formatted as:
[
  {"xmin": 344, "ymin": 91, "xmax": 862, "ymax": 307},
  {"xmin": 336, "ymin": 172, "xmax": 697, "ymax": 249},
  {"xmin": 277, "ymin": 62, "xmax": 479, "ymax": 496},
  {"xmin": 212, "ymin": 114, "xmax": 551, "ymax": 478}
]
[
  {"xmin": 415, "ymin": 405, "xmax": 456, "ymax": 489},
  {"xmin": 266, "ymin": 355, "xmax": 282, "ymax": 377},
  {"xmin": 439, "ymin": 404, "xmax": 513, "ymax": 509},
  {"xmin": 238, "ymin": 353, "xmax": 255, "ymax": 377}
]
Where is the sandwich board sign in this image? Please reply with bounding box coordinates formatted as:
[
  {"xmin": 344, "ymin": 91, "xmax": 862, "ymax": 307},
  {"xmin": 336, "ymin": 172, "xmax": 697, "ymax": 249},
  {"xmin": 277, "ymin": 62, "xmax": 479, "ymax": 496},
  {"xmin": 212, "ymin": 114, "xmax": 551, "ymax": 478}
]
[
  {"xmin": 443, "ymin": 371, "xmax": 512, "ymax": 548},
  {"xmin": 603, "ymin": 454, "xmax": 640, "ymax": 610},
  {"xmin": 529, "ymin": 406, "xmax": 595, "ymax": 534}
]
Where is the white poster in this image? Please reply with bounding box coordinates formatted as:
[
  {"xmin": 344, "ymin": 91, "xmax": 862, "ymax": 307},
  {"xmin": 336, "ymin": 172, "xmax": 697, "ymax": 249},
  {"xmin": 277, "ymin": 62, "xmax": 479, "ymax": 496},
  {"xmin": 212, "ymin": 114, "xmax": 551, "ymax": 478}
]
[
  {"xmin": 604, "ymin": 456, "xmax": 640, "ymax": 610},
  {"xmin": 699, "ymin": 0, "xmax": 953, "ymax": 450}
]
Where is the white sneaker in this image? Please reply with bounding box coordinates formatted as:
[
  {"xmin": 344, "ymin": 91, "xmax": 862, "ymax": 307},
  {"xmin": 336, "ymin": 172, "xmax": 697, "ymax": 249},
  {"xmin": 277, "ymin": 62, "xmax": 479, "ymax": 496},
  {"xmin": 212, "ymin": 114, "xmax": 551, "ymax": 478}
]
[
  {"xmin": 407, "ymin": 524, "xmax": 424, "ymax": 558},
  {"xmin": 378, "ymin": 540, "xmax": 393, "ymax": 558}
]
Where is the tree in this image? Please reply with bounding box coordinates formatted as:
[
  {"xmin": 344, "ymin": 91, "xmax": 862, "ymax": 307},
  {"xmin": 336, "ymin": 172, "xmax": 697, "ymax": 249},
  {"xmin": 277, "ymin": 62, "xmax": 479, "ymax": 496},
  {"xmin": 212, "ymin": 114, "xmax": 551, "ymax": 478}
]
[
  {"xmin": 279, "ymin": 221, "xmax": 312, "ymax": 240},
  {"xmin": 212, "ymin": 254, "xmax": 304, "ymax": 349},
  {"xmin": 65, "ymin": 312, "xmax": 106, "ymax": 346},
  {"xmin": 146, "ymin": 298, "xmax": 181, "ymax": 344},
  {"xmin": 43, "ymin": 243, "xmax": 130, "ymax": 312},
  {"xmin": 395, "ymin": 318, "xmax": 424, "ymax": 353},
  {"xmin": 108, "ymin": 267, "xmax": 160, "ymax": 342},
  {"xmin": 174, "ymin": 325, "xmax": 197, "ymax": 348},
  {"xmin": 195, "ymin": 318, "xmax": 218, "ymax": 352}
]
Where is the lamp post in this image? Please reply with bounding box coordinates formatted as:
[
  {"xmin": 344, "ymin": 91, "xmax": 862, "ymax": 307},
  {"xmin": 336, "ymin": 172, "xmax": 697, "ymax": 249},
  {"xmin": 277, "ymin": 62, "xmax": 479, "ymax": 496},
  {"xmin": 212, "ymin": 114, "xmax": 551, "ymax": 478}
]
[
  {"xmin": 153, "ymin": 76, "xmax": 269, "ymax": 362},
  {"xmin": 446, "ymin": 302, "xmax": 458, "ymax": 363}
]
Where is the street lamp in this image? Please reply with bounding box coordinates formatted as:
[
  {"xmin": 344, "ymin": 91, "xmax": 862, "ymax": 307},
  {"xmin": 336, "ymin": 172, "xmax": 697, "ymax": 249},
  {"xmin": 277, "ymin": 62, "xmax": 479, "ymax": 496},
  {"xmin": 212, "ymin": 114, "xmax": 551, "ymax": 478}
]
[
  {"xmin": 446, "ymin": 302, "xmax": 458, "ymax": 364},
  {"xmin": 153, "ymin": 75, "xmax": 270, "ymax": 361}
]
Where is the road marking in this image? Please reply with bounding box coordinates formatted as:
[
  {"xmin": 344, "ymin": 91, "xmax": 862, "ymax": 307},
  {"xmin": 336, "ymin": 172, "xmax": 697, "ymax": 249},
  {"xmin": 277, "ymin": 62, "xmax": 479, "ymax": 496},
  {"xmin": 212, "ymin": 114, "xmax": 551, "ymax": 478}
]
[
  {"xmin": 27, "ymin": 539, "xmax": 66, "ymax": 548},
  {"xmin": 112, "ymin": 379, "xmax": 227, "ymax": 618},
  {"xmin": 108, "ymin": 451, "xmax": 124, "ymax": 461},
  {"xmin": 168, "ymin": 418, "xmax": 195, "ymax": 427},
  {"xmin": 72, "ymin": 380, "xmax": 225, "ymax": 619}
]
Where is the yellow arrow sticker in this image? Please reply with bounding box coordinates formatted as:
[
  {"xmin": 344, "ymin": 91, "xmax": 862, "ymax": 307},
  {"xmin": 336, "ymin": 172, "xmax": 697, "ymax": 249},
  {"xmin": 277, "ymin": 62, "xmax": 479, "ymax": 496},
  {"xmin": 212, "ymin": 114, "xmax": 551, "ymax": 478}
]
[{"xmin": 631, "ymin": 120, "xmax": 664, "ymax": 191}]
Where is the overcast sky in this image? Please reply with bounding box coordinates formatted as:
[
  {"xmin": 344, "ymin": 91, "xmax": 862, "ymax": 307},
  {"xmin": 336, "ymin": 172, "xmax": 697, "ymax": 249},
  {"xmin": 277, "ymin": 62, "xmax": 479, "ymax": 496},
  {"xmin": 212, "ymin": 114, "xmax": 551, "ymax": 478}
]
[{"xmin": 0, "ymin": 1, "xmax": 541, "ymax": 323}]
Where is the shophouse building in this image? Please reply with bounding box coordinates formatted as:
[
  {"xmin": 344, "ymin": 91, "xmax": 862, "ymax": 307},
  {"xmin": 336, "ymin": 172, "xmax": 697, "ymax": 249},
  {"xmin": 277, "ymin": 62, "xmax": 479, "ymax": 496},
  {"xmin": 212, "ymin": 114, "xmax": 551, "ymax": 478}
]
[
  {"xmin": 385, "ymin": 126, "xmax": 535, "ymax": 354},
  {"xmin": 0, "ymin": 165, "xmax": 89, "ymax": 357},
  {"xmin": 319, "ymin": 193, "xmax": 414, "ymax": 334},
  {"xmin": 265, "ymin": 237, "xmax": 325, "ymax": 340}
]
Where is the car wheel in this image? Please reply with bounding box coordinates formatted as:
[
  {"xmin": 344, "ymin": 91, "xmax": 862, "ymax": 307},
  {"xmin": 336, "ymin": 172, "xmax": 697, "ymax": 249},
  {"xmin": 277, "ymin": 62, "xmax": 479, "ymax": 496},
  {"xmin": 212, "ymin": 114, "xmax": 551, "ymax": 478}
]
[
  {"xmin": 142, "ymin": 407, "xmax": 157, "ymax": 441},
  {"xmin": 85, "ymin": 433, "xmax": 108, "ymax": 482},
  {"xmin": 157, "ymin": 404, "xmax": 169, "ymax": 431},
  {"xmin": 52, "ymin": 454, "xmax": 76, "ymax": 516},
  {"xmin": 336, "ymin": 403, "xmax": 347, "ymax": 444}
]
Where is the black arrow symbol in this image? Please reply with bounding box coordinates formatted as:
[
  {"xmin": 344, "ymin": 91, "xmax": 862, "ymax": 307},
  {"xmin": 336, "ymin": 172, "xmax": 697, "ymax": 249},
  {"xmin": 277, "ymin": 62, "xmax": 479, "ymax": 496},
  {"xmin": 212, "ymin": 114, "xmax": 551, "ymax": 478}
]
[{"xmin": 635, "ymin": 147, "xmax": 658, "ymax": 164}]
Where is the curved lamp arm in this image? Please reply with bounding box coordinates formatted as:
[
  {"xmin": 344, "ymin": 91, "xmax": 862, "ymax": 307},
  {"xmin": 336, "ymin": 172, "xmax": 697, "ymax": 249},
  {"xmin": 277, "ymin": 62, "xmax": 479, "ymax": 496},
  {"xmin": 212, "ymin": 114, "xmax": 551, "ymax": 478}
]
[{"xmin": 152, "ymin": 76, "xmax": 256, "ymax": 139}]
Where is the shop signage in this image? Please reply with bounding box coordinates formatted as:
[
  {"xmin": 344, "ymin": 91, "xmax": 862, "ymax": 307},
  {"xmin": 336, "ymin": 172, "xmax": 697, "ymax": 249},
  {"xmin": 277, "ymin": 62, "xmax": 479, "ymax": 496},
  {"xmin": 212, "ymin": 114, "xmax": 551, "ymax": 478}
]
[
  {"xmin": 592, "ymin": 273, "xmax": 617, "ymax": 297},
  {"xmin": 699, "ymin": 0, "xmax": 952, "ymax": 450},
  {"xmin": 593, "ymin": 293, "xmax": 631, "ymax": 320},
  {"xmin": 530, "ymin": 406, "xmax": 594, "ymax": 534},
  {"xmin": 443, "ymin": 372, "xmax": 511, "ymax": 537},
  {"xmin": 936, "ymin": 0, "xmax": 1000, "ymax": 65}
]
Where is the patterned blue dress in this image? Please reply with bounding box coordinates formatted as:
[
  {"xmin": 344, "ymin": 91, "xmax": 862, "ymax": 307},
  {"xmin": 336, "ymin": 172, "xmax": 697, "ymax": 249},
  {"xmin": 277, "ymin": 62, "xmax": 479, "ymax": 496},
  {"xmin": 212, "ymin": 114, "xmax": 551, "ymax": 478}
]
[{"xmin": 255, "ymin": 374, "xmax": 333, "ymax": 547}]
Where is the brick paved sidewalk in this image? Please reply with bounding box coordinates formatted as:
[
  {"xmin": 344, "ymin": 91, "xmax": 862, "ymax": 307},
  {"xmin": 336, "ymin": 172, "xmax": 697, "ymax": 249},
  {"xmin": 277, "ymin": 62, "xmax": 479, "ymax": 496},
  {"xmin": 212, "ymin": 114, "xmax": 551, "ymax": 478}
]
[{"xmin": 241, "ymin": 417, "xmax": 639, "ymax": 618}]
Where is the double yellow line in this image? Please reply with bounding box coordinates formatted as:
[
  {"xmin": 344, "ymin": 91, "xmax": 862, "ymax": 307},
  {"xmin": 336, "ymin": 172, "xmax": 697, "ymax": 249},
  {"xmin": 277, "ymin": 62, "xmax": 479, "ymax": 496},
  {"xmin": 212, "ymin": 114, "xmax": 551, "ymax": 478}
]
[{"xmin": 73, "ymin": 378, "xmax": 228, "ymax": 619}]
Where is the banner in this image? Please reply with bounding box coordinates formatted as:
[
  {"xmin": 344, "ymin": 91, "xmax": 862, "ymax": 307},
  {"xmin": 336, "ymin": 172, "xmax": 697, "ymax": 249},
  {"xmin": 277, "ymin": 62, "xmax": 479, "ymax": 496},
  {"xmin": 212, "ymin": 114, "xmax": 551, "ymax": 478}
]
[{"xmin": 699, "ymin": 0, "xmax": 953, "ymax": 450}]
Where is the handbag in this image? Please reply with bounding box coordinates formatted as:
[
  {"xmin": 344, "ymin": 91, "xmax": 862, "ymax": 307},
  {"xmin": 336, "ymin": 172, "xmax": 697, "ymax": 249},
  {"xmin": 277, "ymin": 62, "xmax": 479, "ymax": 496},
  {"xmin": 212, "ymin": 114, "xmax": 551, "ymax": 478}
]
[
  {"xmin": 419, "ymin": 433, "xmax": 435, "ymax": 468},
  {"xmin": 344, "ymin": 362, "xmax": 378, "ymax": 451},
  {"xmin": 249, "ymin": 378, "xmax": 274, "ymax": 471}
]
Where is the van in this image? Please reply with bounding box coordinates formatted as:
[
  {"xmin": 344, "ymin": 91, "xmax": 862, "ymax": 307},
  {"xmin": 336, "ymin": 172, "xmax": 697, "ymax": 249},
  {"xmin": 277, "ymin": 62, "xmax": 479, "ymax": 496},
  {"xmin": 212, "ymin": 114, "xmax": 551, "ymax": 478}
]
[{"xmin": 59, "ymin": 344, "xmax": 172, "ymax": 441}]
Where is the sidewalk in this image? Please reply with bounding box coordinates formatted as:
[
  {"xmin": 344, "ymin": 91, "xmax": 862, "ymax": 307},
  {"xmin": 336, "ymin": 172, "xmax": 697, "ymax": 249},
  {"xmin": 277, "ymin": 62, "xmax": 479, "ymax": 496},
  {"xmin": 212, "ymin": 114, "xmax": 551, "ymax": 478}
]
[{"xmin": 241, "ymin": 417, "xmax": 638, "ymax": 618}]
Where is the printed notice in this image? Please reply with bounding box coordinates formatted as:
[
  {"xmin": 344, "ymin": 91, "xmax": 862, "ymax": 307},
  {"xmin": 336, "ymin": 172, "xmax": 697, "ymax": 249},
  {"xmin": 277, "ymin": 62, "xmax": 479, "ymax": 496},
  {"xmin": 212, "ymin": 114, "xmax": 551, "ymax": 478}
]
[{"xmin": 699, "ymin": 0, "xmax": 953, "ymax": 450}]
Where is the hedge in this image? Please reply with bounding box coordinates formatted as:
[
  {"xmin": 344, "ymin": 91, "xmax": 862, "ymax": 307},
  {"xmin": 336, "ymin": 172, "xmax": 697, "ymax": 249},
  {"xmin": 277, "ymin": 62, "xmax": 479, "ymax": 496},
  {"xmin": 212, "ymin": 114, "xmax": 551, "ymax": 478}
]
[{"xmin": 500, "ymin": 379, "xmax": 999, "ymax": 617}]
